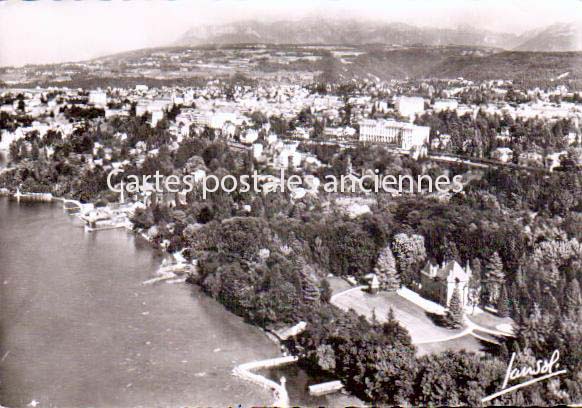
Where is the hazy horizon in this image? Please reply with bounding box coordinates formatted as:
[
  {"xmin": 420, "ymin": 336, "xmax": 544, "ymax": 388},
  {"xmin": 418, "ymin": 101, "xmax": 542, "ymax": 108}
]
[{"xmin": 1, "ymin": 0, "xmax": 581, "ymax": 67}]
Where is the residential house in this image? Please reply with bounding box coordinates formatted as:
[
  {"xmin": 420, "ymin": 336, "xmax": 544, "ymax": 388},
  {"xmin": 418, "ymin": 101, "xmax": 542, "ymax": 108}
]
[
  {"xmin": 420, "ymin": 260, "xmax": 472, "ymax": 308},
  {"xmin": 491, "ymin": 147, "xmax": 513, "ymax": 163}
]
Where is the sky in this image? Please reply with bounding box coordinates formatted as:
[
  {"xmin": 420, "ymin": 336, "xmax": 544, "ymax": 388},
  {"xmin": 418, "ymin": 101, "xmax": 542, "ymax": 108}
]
[{"xmin": 0, "ymin": 0, "xmax": 581, "ymax": 67}]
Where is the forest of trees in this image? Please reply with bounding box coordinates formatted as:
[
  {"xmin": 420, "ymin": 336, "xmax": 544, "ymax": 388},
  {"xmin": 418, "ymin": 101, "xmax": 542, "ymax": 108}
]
[{"xmin": 415, "ymin": 109, "xmax": 576, "ymax": 157}]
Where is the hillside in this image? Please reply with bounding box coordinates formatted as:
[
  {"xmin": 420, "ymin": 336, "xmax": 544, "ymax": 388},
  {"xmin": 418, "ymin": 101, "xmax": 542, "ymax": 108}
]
[
  {"xmin": 430, "ymin": 50, "xmax": 582, "ymax": 80},
  {"xmin": 311, "ymin": 46, "xmax": 582, "ymax": 82},
  {"xmin": 4, "ymin": 45, "xmax": 582, "ymax": 89}
]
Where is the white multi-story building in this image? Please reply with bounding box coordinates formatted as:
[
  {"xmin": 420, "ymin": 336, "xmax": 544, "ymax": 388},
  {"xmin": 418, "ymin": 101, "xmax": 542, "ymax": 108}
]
[
  {"xmin": 183, "ymin": 90, "xmax": 195, "ymax": 105},
  {"xmin": 89, "ymin": 90, "xmax": 107, "ymax": 107},
  {"xmin": 0, "ymin": 129, "xmax": 19, "ymax": 150},
  {"xmin": 433, "ymin": 99, "xmax": 459, "ymax": 113},
  {"xmin": 567, "ymin": 131, "xmax": 580, "ymax": 145},
  {"xmin": 358, "ymin": 119, "xmax": 430, "ymax": 150},
  {"xmin": 151, "ymin": 110, "xmax": 164, "ymax": 128},
  {"xmin": 191, "ymin": 111, "xmax": 239, "ymax": 129},
  {"xmin": 252, "ymin": 143, "xmax": 263, "ymax": 160},
  {"xmin": 266, "ymin": 133, "xmax": 278, "ymax": 145},
  {"xmin": 395, "ymin": 96, "xmax": 425, "ymax": 118},
  {"xmin": 221, "ymin": 122, "xmax": 237, "ymax": 139},
  {"xmin": 240, "ymin": 129, "xmax": 258, "ymax": 144},
  {"xmin": 135, "ymin": 100, "xmax": 149, "ymax": 117}
]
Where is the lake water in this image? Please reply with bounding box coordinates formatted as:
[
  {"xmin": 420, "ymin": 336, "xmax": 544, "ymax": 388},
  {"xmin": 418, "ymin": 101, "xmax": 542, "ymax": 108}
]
[{"xmin": 0, "ymin": 198, "xmax": 283, "ymax": 407}]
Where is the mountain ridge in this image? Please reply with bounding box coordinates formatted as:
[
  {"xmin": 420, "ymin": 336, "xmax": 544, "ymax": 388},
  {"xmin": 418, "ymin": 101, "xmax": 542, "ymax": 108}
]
[
  {"xmin": 175, "ymin": 19, "xmax": 582, "ymax": 52},
  {"xmin": 514, "ymin": 23, "xmax": 582, "ymax": 52}
]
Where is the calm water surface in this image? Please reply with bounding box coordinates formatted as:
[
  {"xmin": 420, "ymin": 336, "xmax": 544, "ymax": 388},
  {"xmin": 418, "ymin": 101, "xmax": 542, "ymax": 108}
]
[{"xmin": 0, "ymin": 198, "xmax": 281, "ymax": 407}]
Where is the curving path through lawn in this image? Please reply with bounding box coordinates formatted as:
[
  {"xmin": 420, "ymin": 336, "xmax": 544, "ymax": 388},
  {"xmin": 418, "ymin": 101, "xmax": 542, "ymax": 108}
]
[{"xmin": 330, "ymin": 283, "xmax": 513, "ymax": 349}]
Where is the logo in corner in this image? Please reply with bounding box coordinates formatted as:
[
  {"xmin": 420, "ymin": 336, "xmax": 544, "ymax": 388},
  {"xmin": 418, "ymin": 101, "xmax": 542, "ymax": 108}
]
[{"xmin": 482, "ymin": 350, "xmax": 567, "ymax": 403}]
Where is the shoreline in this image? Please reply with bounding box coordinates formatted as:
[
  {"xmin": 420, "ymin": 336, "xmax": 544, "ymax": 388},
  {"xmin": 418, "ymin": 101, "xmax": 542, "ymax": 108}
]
[
  {"xmin": 1, "ymin": 191, "xmax": 301, "ymax": 406},
  {"xmin": 233, "ymin": 356, "xmax": 299, "ymax": 407}
]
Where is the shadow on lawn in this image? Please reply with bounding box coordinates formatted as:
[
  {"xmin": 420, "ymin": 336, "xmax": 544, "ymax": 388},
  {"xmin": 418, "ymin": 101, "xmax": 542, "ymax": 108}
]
[
  {"xmin": 473, "ymin": 330, "xmax": 507, "ymax": 355},
  {"xmin": 425, "ymin": 311, "xmax": 452, "ymax": 328}
]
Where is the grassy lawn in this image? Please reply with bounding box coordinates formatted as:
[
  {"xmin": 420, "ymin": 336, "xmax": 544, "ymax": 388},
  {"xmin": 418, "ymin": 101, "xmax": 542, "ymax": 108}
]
[
  {"xmin": 326, "ymin": 276, "xmax": 353, "ymax": 295},
  {"xmin": 331, "ymin": 288, "xmax": 466, "ymax": 344},
  {"xmin": 416, "ymin": 334, "xmax": 488, "ymax": 357},
  {"xmin": 328, "ymin": 279, "xmax": 491, "ymax": 355},
  {"xmin": 467, "ymin": 310, "xmax": 514, "ymax": 333}
]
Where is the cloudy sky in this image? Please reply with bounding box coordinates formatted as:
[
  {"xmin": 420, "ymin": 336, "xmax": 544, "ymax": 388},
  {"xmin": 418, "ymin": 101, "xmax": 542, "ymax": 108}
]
[{"xmin": 0, "ymin": 0, "xmax": 580, "ymax": 67}]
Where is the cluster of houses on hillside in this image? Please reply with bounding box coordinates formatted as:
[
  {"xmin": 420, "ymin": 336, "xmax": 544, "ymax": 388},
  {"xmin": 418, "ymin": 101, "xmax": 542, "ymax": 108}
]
[{"xmin": 2, "ymin": 78, "xmax": 581, "ymax": 176}]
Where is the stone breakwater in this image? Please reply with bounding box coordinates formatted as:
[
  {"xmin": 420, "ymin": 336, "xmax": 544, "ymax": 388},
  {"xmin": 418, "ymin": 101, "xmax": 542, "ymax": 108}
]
[{"xmin": 232, "ymin": 356, "xmax": 298, "ymax": 408}]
